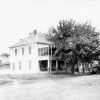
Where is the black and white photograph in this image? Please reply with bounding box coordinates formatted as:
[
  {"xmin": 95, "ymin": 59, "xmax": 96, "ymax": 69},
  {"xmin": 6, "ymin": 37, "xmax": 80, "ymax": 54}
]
[{"xmin": 0, "ymin": 0, "xmax": 100, "ymax": 100}]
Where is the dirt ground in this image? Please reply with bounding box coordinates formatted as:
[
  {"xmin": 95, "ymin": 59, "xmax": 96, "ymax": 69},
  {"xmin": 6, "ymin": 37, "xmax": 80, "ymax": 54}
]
[{"xmin": 0, "ymin": 74, "xmax": 100, "ymax": 100}]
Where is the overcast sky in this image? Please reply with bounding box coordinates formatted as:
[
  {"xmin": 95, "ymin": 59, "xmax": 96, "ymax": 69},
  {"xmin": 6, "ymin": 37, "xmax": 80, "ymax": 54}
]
[{"xmin": 0, "ymin": 0, "xmax": 100, "ymax": 54}]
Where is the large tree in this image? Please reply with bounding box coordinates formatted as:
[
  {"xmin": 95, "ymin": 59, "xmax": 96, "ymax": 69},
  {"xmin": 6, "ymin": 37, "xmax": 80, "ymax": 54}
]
[{"xmin": 47, "ymin": 19, "xmax": 100, "ymax": 73}]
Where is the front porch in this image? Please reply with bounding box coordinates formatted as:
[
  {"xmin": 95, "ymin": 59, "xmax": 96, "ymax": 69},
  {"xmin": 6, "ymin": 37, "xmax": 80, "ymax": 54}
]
[
  {"xmin": 38, "ymin": 59, "xmax": 71, "ymax": 75},
  {"xmin": 38, "ymin": 59, "xmax": 92, "ymax": 76}
]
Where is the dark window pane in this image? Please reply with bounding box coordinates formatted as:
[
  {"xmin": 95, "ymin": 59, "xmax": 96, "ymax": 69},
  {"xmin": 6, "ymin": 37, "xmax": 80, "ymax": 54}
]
[
  {"xmin": 15, "ymin": 49, "xmax": 17, "ymax": 55},
  {"xmin": 29, "ymin": 46, "xmax": 31, "ymax": 54},
  {"xmin": 22, "ymin": 48, "xmax": 24, "ymax": 55}
]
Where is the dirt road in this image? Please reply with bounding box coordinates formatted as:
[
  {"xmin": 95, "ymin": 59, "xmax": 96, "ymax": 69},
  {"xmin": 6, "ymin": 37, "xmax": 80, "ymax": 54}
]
[{"xmin": 0, "ymin": 74, "xmax": 100, "ymax": 100}]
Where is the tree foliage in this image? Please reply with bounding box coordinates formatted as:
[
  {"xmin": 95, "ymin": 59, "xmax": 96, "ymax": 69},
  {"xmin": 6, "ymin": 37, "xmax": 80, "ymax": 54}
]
[{"xmin": 47, "ymin": 19, "xmax": 100, "ymax": 65}]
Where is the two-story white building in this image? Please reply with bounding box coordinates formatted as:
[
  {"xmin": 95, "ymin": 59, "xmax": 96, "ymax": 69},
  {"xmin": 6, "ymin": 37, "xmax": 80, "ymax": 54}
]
[{"xmin": 9, "ymin": 30, "xmax": 68, "ymax": 75}]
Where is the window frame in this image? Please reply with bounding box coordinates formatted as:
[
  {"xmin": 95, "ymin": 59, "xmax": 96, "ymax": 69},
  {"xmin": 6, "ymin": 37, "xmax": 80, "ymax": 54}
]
[
  {"xmin": 22, "ymin": 48, "xmax": 24, "ymax": 55},
  {"xmin": 15, "ymin": 49, "xmax": 17, "ymax": 55},
  {"xmin": 19, "ymin": 61, "xmax": 22, "ymax": 70},
  {"xmin": 12, "ymin": 62, "xmax": 15, "ymax": 70},
  {"xmin": 29, "ymin": 60, "xmax": 32, "ymax": 70},
  {"xmin": 38, "ymin": 47, "xmax": 49, "ymax": 56},
  {"xmin": 29, "ymin": 46, "xmax": 31, "ymax": 54}
]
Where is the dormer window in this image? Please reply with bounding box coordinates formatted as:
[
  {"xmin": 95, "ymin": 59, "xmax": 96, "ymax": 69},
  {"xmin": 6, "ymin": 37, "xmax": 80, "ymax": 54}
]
[
  {"xmin": 15, "ymin": 49, "xmax": 17, "ymax": 55},
  {"xmin": 22, "ymin": 48, "xmax": 24, "ymax": 55}
]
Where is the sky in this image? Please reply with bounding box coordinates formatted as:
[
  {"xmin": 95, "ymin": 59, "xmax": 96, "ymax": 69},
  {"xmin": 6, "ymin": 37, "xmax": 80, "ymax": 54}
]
[{"xmin": 0, "ymin": 0, "xmax": 100, "ymax": 54}]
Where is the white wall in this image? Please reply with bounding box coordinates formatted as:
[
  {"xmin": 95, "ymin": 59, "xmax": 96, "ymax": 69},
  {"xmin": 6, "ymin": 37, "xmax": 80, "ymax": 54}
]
[
  {"xmin": 10, "ymin": 43, "xmax": 39, "ymax": 74},
  {"xmin": 9, "ymin": 42, "xmax": 51, "ymax": 75}
]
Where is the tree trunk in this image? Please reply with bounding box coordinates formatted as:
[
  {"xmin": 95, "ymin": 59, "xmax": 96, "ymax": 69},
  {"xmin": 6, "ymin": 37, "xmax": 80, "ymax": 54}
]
[
  {"xmin": 56, "ymin": 60, "xmax": 58, "ymax": 73},
  {"xmin": 82, "ymin": 62, "xmax": 85, "ymax": 74},
  {"xmin": 88, "ymin": 63, "xmax": 90, "ymax": 72},
  {"xmin": 71, "ymin": 64, "xmax": 74, "ymax": 74},
  {"xmin": 65, "ymin": 61, "xmax": 67, "ymax": 73},
  {"xmin": 89, "ymin": 63, "xmax": 92, "ymax": 72},
  {"xmin": 77, "ymin": 61, "xmax": 79, "ymax": 73}
]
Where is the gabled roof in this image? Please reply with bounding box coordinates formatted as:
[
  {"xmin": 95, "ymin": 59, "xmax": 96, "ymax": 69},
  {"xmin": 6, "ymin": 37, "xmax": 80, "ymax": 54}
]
[
  {"xmin": 10, "ymin": 30, "xmax": 51, "ymax": 48},
  {"xmin": 36, "ymin": 33, "xmax": 51, "ymax": 44},
  {"xmin": 10, "ymin": 37, "xmax": 34, "ymax": 48}
]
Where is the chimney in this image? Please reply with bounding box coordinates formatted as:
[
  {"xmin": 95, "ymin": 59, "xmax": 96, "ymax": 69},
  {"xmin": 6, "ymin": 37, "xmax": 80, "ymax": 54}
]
[
  {"xmin": 32, "ymin": 29, "xmax": 37, "ymax": 35},
  {"xmin": 29, "ymin": 30, "xmax": 37, "ymax": 36},
  {"xmin": 29, "ymin": 30, "xmax": 38, "ymax": 41},
  {"xmin": 20, "ymin": 39, "xmax": 23, "ymax": 41},
  {"xmin": 29, "ymin": 32, "xmax": 32, "ymax": 36}
]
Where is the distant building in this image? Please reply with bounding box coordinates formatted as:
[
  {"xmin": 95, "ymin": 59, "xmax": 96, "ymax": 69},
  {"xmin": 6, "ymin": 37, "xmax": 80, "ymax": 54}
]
[{"xmin": 0, "ymin": 54, "xmax": 10, "ymax": 74}]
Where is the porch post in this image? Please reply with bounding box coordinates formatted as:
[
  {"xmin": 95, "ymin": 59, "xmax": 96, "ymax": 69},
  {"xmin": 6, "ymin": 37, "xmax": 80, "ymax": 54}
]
[
  {"xmin": 48, "ymin": 59, "xmax": 51, "ymax": 75},
  {"xmin": 38, "ymin": 60, "xmax": 40, "ymax": 77},
  {"xmin": 65, "ymin": 61, "xmax": 67, "ymax": 73},
  {"xmin": 77, "ymin": 61, "xmax": 79, "ymax": 73},
  {"xmin": 56, "ymin": 60, "xmax": 58, "ymax": 73},
  {"xmin": 49, "ymin": 60, "xmax": 51, "ymax": 75},
  {"xmin": 48, "ymin": 59, "xmax": 49, "ymax": 73},
  {"xmin": 48, "ymin": 46, "xmax": 51, "ymax": 75}
]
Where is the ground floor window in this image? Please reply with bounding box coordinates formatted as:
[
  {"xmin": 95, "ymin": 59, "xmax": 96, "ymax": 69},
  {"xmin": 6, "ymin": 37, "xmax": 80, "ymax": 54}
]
[
  {"xmin": 58, "ymin": 61, "xmax": 65, "ymax": 70},
  {"xmin": 39, "ymin": 60, "xmax": 48, "ymax": 71},
  {"xmin": 29, "ymin": 60, "xmax": 31, "ymax": 70},
  {"xmin": 12, "ymin": 62, "xmax": 15, "ymax": 70},
  {"xmin": 19, "ymin": 61, "xmax": 22, "ymax": 70}
]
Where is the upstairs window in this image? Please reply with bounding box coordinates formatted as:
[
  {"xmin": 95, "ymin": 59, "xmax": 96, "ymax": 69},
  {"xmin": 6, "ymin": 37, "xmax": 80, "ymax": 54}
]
[
  {"xmin": 38, "ymin": 47, "xmax": 48, "ymax": 56},
  {"xmin": 49, "ymin": 47, "xmax": 56, "ymax": 56},
  {"xmin": 22, "ymin": 48, "xmax": 24, "ymax": 55},
  {"xmin": 15, "ymin": 49, "xmax": 17, "ymax": 55},
  {"xmin": 44, "ymin": 47, "xmax": 48, "ymax": 55},
  {"xmin": 29, "ymin": 46, "xmax": 31, "ymax": 54}
]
